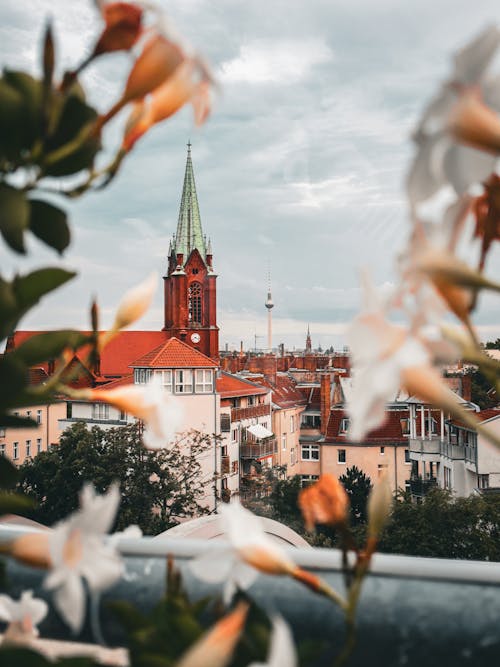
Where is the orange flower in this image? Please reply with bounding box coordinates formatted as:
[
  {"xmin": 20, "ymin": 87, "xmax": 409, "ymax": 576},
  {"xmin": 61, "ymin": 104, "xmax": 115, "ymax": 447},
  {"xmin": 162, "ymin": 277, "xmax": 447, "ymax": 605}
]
[
  {"xmin": 298, "ymin": 474, "xmax": 349, "ymax": 532},
  {"xmin": 472, "ymin": 173, "xmax": 500, "ymax": 271},
  {"xmin": 93, "ymin": 2, "xmax": 143, "ymax": 57},
  {"xmin": 176, "ymin": 602, "xmax": 248, "ymax": 667},
  {"xmin": 100, "ymin": 33, "xmax": 184, "ymax": 129},
  {"xmin": 448, "ymin": 88, "xmax": 500, "ymax": 155}
]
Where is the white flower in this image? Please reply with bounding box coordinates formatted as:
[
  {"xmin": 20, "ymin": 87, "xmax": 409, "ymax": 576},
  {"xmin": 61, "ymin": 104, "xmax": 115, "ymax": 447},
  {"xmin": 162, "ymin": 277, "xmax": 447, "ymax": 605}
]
[
  {"xmin": 112, "ymin": 272, "xmax": 157, "ymax": 331},
  {"xmin": 249, "ymin": 616, "xmax": 298, "ymax": 667},
  {"xmin": 44, "ymin": 484, "xmax": 124, "ymax": 633},
  {"xmin": 0, "ymin": 590, "xmax": 48, "ymax": 638},
  {"xmin": 86, "ymin": 375, "xmax": 184, "ymax": 449},
  {"xmin": 408, "ymin": 26, "xmax": 500, "ymax": 209},
  {"xmin": 189, "ymin": 502, "xmax": 296, "ymax": 605}
]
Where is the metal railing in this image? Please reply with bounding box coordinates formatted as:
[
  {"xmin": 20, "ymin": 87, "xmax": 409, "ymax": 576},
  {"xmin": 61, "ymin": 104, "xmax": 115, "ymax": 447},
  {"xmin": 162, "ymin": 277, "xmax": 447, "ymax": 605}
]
[
  {"xmin": 231, "ymin": 404, "xmax": 270, "ymax": 421},
  {"xmin": 409, "ymin": 476, "xmax": 438, "ymax": 496},
  {"xmin": 240, "ymin": 438, "xmax": 276, "ymax": 459}
]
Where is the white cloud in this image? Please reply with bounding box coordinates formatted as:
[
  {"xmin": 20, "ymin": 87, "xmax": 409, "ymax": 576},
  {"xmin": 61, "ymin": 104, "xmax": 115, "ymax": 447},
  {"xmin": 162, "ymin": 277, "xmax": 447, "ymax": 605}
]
[{"xmin": 219, "ymin": 39, "xmax": 334, "ymax": 84}]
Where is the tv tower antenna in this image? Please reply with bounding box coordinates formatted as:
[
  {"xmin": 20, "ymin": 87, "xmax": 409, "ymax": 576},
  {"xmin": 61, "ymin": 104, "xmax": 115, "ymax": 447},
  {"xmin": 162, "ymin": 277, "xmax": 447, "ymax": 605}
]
[{"xmin": 265, "ymin": 263, "xmax": 274, "ymax": 353}]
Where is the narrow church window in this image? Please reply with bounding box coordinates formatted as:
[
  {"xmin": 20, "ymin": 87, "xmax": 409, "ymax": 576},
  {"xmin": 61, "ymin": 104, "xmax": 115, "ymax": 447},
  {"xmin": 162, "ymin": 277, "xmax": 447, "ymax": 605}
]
[{"xmin": 188, "ymin": 282, "xmax": 202, "ymax": 325}]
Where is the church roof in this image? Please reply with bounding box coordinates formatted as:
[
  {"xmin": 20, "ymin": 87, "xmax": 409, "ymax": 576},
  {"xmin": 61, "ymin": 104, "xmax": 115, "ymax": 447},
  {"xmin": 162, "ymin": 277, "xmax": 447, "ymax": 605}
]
[
  {"xmin": 130, "ymin": 336, "xmax": 218, "ymax": 368},
  {"xmin": 172, "ymin": 143, "xmax": 206, "ymax": 264}
]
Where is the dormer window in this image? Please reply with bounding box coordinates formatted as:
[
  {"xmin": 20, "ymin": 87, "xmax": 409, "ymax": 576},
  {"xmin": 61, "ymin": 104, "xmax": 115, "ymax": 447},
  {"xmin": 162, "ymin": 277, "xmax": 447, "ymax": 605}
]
[{"xmin": 339, "ymin": 417, "xmax": 350, "ymax": 434}]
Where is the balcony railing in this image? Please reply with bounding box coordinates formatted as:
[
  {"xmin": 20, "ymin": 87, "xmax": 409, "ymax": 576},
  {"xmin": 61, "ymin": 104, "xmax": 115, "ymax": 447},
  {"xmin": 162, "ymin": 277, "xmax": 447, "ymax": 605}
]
[
  {"xmin": 440, "ymin": 442, "xmax": 465, "ymax": 460},
  {"xmin": 231, "ymin": 404, "xmax": 270, "ymax": 421},
  {"xmin": 409, "ymin": 476, "xmax": 438, "ymax": 496},
  {"xmin": 240, "ymin": 437, "xmax": 276, "ymax": 459},
  {"xmin": 409, "ymin": 437, "xmax": 441, "ymax": 455}
]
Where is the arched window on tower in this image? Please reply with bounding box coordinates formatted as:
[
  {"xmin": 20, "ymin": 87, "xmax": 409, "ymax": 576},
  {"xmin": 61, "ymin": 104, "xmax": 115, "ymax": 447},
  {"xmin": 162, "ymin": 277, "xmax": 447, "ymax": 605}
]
[{"xmin": 188, "ymin": 282, "xmax": 202, "ymax": 325}]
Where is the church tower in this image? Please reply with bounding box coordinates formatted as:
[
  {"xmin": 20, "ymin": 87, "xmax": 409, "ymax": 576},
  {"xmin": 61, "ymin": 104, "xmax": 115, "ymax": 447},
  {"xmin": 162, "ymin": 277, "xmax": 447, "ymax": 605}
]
[{"xmin": 163, "ymin": 144, "xmax": 219, "ymax": 360}]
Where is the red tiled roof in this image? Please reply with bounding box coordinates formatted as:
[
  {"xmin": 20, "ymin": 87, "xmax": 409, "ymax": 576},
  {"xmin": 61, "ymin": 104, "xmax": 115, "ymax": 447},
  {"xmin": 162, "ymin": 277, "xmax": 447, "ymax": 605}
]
[
  {"xmin": 326, "ymin": 408, "xmax": 409, "ymax": 443},
  {"xmin": 478, "ymin": 408, "xmax": 500, "ymax": 422},
  {"xmin": 7, "ymin": 330, "xmax": 169, "ymax": 377},
  {"xmin": 131, "ymin": 337, "xmax": 218, "ymax": 368},
  {"xmin": 254, "ymin": 374, "xmax": 307, "ymax": 408},
  {"xmin": 28, "ymin": 367, "xmax": 49, "ymax": 386},
  {"xmin": 216, "ymin": 372, "xmax": 268, "ymax": 398},
  {"xmin": 298, "ymin": 386, "xmax": 321, "ymax": 410},
  {"xmin": 98, "ymin": 375, "xmax": 134, "ymax": 391}
]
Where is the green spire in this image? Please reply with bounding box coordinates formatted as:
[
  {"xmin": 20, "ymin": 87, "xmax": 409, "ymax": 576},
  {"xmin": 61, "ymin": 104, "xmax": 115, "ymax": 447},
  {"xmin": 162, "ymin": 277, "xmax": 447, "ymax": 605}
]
[{"xmin": 174, "ymin": 142, "xmax": 206, "ymax": 263}]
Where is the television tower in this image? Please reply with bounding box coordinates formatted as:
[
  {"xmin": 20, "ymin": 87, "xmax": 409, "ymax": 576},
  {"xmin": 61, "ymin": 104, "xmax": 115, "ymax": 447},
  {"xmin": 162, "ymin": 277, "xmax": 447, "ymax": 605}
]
[{"xmin": 265, "ymin": 268, "xmax": 274, "ymax": 353}]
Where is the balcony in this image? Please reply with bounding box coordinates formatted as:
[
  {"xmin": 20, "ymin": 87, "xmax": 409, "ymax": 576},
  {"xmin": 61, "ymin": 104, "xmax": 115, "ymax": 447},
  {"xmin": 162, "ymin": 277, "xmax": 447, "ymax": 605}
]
[
  {"xmin": 440, "ymin": 441, "xmax": 465, "ymax": 460},
  {"xmin": 409, "ymin": 437, "xmax": 442, "ymax": 462},
  {"xmin": 409, "ymin": 476, "xmax": 438, "ymax": 497},
  {"xmin": 231, "ymin": 404, "xmax": 270, "ymax": 422},
  {"xmin": 240, "ymin": 437, "xmax": 276, "ymax": 460}
]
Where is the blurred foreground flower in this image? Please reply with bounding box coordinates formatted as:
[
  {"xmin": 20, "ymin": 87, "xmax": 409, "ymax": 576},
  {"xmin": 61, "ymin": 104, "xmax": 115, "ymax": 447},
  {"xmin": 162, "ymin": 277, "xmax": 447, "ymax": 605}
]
[
  {"xmin": 408, "ymin": 26, "xmax": 500, "ymax": 208},
  {"xmin": 0, "ymin": 591, "xmax": 48, "ymax": 640},
  {"xmin": 249, "ymin": 616, "xmax": 298, "ymax": 667},
  {"xmin": 111, "ymin": 271, "xmax": 157, "ymax": 332},
  {"xmin": 298, "ymin": 474, "xmax": 349, "ymax": 532},
  {"xmin": 190, "ymin": 502, "xmax": 346, "ymax": 609},
  {"xmin": 176, "ymin": 602, "xmax": 248, "ymax": 667},
  {"xmin": 472, "ymin": 173, "xmax": 500, "ymax": 270},
  {"xmin": 83, "ymin": 376, "xmax": 183, "ymax": 449},
  {"xmin": 365, "ymin": 473, "xmax": 393, "ymax": 557}
]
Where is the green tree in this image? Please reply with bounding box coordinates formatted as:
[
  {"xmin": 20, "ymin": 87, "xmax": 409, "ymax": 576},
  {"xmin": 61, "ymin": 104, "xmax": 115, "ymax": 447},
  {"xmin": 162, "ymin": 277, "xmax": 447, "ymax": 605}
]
[
  {"xmin": 379, "ymin": 489, "xmax": 500, "ymax": 561},
  {"xmin": 17, "ymin": 422, "xmax": 212, "ymax": 534},
  {"xmin": 339, "ymin": 466, "xmax": 373, "ymax": 524},
  {"xmin": 484, "ymin": 338, "xmax": 500, "ymax": 350}
]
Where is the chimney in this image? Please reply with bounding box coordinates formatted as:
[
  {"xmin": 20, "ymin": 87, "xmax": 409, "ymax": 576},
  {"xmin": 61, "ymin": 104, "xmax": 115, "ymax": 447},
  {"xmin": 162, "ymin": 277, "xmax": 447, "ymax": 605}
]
[
  {"xmin": 320, "ymin": 374, "xmax": 331, "ymax": 435},
  {"xmin": 461, "ymin": 374, "xmax": 472, "ymax": 402}
]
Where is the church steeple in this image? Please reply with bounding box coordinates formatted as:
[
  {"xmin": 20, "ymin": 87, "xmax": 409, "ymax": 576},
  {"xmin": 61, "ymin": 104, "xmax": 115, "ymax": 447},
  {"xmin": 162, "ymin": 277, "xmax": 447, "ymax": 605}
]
[
  {"xmin": 172, "ymin": 142, "xmax": 206, "ymax": 264},
  {"xmin": 305, "ymin": 325, "xmax": 312, "ymax": 354}
]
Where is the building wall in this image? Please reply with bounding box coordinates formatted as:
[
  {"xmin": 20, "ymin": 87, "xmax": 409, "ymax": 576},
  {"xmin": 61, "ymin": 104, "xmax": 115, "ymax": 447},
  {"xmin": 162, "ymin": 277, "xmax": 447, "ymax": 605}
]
[
  {"xmin": 0, "ymin": 402, "xmax": 66, "ymax": 465},
  {"xmin": 273, "ymin": 405, "xmax": 303, "ymax": 474}
]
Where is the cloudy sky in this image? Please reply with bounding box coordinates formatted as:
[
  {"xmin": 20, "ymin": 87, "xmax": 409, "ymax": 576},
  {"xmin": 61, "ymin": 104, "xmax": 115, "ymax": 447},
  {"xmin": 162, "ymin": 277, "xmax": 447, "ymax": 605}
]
[{"xmin": 2, "ymin": 0, "xmax": 500, "ymax": 350}]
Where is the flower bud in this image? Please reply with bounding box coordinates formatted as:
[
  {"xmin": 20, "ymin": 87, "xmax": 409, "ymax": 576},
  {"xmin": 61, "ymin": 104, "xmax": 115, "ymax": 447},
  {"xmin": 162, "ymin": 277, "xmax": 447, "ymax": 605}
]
[
  {"xmin": 112, "ymin": 272, "xmax": 157, "ymax": 331},
  {"xmin": 367, "ymin": 473, "xmax": 392, "ymax": 540},
  {"xmin": 298, "ymin": 474, "xmax": 349, "ymax": 532}
]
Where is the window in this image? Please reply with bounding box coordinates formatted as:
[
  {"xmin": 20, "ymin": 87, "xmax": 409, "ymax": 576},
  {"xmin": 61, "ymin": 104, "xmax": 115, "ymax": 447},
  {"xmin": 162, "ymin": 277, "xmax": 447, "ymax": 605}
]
[
  {"xmin": 290, "ymin": 415, "xmax": 295, "ymax": 433},
  {"xmin": 478, "ymin": 474, "xmax": 489, "ymax": 489},
  {"xmin": 290, "ymin": 447, "xmax": 296, "ymax": 465},
  {"xmin": 232, "ymin": 460, "xmax": 239, "ymax": 474},
  {"xmin": 188, "ymin": 282, "xmax": 202, "ymax": 324},
  {"xmin": 0, "ymin": 428, "xmax": 5, "ymax": 437},
  {"xmin": 444, "ymin": 466, "xmax": 452, "ymax": 490},
  {"xmin": 301, "ymin": 475, "xmax": 320, "ymax": 487},
  {"xmin": 338, "ymin": 449, "xmax": 346, "ymax": 463},
  {"xmin": 36, "ymin": 438, "xmax": 42, "ymax": 454},
  {"xmin": 426, "ymin": 416, "xmax": 438, "ymax": 435},
  {"xmin": 221, "ymin": 445, "xmax": 228, "ymax": 457},
  {"xmin": 404, "ymin": 449, "xmax": 411, "ymax": 463},
  {"xmin": 301, "ymin": 415, "xmax": 321, "ymax": 429},
  {"xmin": 154, "ymin": 370, "xmax": 173, "ymax": 392},
  {"xmin": 26, "ymin": 410, "xmax": 31, "ymax": 419},
  {"xmin": 119, "ymin": 411, "xmax": 127, "ymax": 421},
  {"xmin": 0, "ymin": 444, "xmax": 5, "ymax": 456},
  {"xmin": 231, "ymin": 428, "xmax": 238, "ymax": 443},
  {"xmin": 221, "ymin": 414, "xmax": 231, "ymax": 432},
  {"xmin": 13, "ymin": 442, "xmax": 19, "ymax": 460},
  {"xmin": 66, "ymin": 403, "xmax": 72, "ymax": 419},
  {"xmin": 135, "ymin": 368, "xmax": 152, "ymax": 384},
  {"xmin": 175, "ymin": 369, "xmax": 193, "ymax": 393},
  {"xmin": 282, "ymin": 434, "xmax": 287, "ymax": 450},
  {"xmin": 400, "ymin": 418, "xmax": 410, "ymax": 436},
  {"xmin": 36, "ymin": 409, "xmax": 42, "ymax": 425},
  {"xmin": 380, "ymin": 446, "xmax": 385, "ymax": 455},
  {"xmin": 377, "ymin": 463, "xmax": 388, "ymax": 477},
  {"xmin": 195, "ymin": 369, "xmax": 213, "ymax": 393},
  {"xmin": 26, "ymin": 440, "xmax": 31, "ymax": 458},
  {"xmin": 301, "ymin": 444, "xmax": 320, "ymax": 461},
  {"xmin": 92, "ymin": 403, "xmax": 109, "ymax": 420},
  {"xmin": 339, "ymin": 418, "xmax": 350, "ymax": 434}
]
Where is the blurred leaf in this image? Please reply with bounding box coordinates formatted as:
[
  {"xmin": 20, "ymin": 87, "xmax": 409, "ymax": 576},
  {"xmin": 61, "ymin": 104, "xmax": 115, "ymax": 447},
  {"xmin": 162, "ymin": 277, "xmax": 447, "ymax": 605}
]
[
  {"xmin": 0, "ymin": 455, "xmax": 19, "ymax": 488},
  {"xmin": 0, "ymin": 184, "xmax": 29, "ymax": 253},
  {"xmin": 0, "ymin": 491, "xmax": 33, "ymax": 515},
  {"xmin": 0, "ymin": 414, "xmax": 37, "ymax": 429},
  {"xmin": 107, "ymin": 599, "xmax": 150, "ymax": 633},
  {"xmin": 43, "ymin": 94, "xmax": 100, "ymax": 176},
  {"xmin": 0, "ymin": 354, "xmax": 27, "ymax": 405},
  {"xmin": 42, "ymin": 23, "xmax": 55, "ymax": 90},
  {"xmin": 12, "ymin": 330, "xmax": 88, "ymax": 366},
  {"xmin": 0, "ymin": 78, "xmax": 31, "ymax": 161},
  {"xmin": 0, "ymin": 276, "xmax": 18, "ymax": 338},
  {"xmin": 13, "ymin": 267, "xmax": 75, "ymax": 310},
  {"xmin": 3, "ymin": 70, "xmax": 42, "ymax": 149},
  {"xmin": 29, "ymin": 199, "xmax": 70, "ymax": 254}
]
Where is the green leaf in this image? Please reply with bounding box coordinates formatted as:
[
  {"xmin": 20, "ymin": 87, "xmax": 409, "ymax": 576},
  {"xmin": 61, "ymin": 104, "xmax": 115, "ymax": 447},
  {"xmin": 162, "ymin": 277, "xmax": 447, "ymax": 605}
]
[
  {"xmin": 29, "ymin": 199, "xmax": 70, "ymax": 254},
  {"xmin": 0, "ymin": 79, "xmax": 30, "ymax": 162},
  {"xmin": 13, "ymin": 267, "xmax": 76, "ymax": 310},
  {"xmin": 0, "ymin": 455, "xmax": 19, "ymax": 488},
  {"xmin": 0, "ymin": 414, "xmax": 37, "ymax": 429},
  {"xmin": 3, "ymin": 70, "xmax": 42, "ymax": 148},
  {"xmin": 43, "ymin": 94, "xmax": 100, "ymax": 176},
  {"xmin": 0, "ymin": 491, "xmax": 33, "ymax": 515},
  {"xmin": 0, "ymin": 184, "xmax": 29, "ymax": 253},
  {"xmin": 0, "ymin": 354, "xmax": 27, "ymax": 406},
  {"xmin": 12, "ymin": 330, "xmax": 88, "ymax": 366}
]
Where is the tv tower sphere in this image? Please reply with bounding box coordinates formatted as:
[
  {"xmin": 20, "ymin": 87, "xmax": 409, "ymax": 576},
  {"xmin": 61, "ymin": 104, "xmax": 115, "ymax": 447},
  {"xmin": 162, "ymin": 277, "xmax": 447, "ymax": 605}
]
[{"xmin": 265, "ymin": 291, "xmax": 274, "ymax": 309}]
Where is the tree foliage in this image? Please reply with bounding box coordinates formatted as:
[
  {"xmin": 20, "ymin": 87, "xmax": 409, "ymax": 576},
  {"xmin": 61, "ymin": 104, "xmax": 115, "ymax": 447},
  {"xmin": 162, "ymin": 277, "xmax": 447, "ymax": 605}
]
[
  {"xmin": 379, "ymin": 489, "xmax": 500, "ymax": 561},
  {"xmin": 339, "ymin": 465, "xmax": 373, "ymax": 524},
  {"xmin": 17, "ymin": 422, "xmax": 212, "ymax": 534}
]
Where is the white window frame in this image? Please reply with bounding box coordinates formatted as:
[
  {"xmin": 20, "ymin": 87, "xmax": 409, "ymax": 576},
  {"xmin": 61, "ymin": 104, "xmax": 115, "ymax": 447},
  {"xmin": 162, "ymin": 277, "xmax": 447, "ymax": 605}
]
[
  {"xmin": 154, "ymin": 370, "xmax": 173, "ymax": 392},
  {"xmin": 36, "ymin": 409, "xmax": 42, "ymax": 425},
  {"xmin": 282, "ymin": 433, "xmax": 287, "ymax": 451},
  {"xmin": 26, "ymin": 440, "xmax": 31, "ymax": 458},
  {"xmin": 195, "ymin": 369, "xmax": 213, "ymax": 393},
  {"xmin": 290, "ymin": 447, "xmax": 296, "ymax": 465},
  {"xmin": 92, "ymin": 403, "xmax": 110, "ymax": 420},
  {"xmin": 339, "ymin": 418, "xmax": 350, "ymax": 434},
  {"xmin": 300, "ymin": 475, "xmax": 319, "ymax": 487},
  {"xmin": 36, "ymin": 438, "xmax": 42, "ymax": 454},
  {"xmin": 175, "ymin": 369, "xmax": 193, "ymax": 393},
  {"xmin": 301, "ymin": 444, "xmax": 320, "ymax": 461},
  {"xmin": 404, "ymin": 448, "xmax": 411, "ymax": 464},
  {"xmin": 134, "ymin": 368, "xmax": 152, "ymax": 385},
  {"xmin": 290, "ymin": 415, "xmax": 295, "ymax": 433},
  {"xmin": 380, "ymin": 446, "xmax": 385, "ymax": 455},
  {"xmin": 13, "ymin": 442, "xmax": 19, "ymax": 460},
  {"xmin": 338, "ymin": 448, "xmax": 346, "ymax": 464},
  {"xmin": 0, "ymin": 444, "xmax": 5, "ymax": 456}
]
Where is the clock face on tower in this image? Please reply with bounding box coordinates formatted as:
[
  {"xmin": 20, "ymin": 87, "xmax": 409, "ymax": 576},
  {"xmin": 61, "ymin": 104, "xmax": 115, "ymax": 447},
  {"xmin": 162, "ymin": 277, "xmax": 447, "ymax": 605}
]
[{"xmin": 191, "ymin": 333, "xmax": 201, "ymax": 344}]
